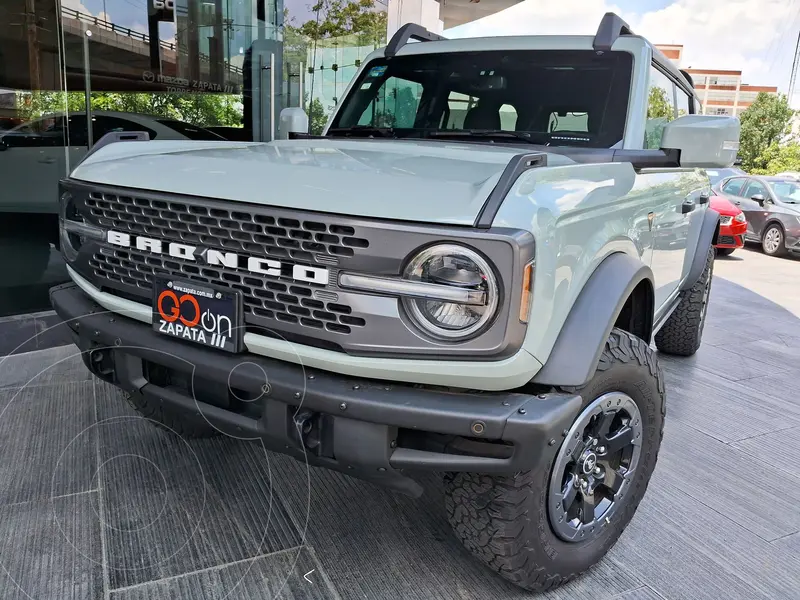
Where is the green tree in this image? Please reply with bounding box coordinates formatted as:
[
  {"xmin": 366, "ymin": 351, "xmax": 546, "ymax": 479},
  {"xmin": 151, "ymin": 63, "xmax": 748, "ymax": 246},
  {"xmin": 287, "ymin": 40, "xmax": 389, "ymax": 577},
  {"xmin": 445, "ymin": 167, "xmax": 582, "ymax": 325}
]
[
  {"xmin": 750, "ymin": 141, "xmax": 800, "ymax": 174},
  {"xmin": 645, "ymin": 86, "xmax": 674, "ymax": 148},
  {"xmin": 647, "ymin": 86, "xmax": 674, "ymax": 120},
  {"xmin": 298, "ymin": 0, "xmax": 387, "ymax": 46},
  {"xmin": 738, "ymin": 92, "xmax": 795, "ymax": 172},
  {"xmin": 16, "ymin": 91, "xmax": 242, "ymax": 127},
  {"xmin": 308, "ymin": 97, "xmax": 329, "ymax": 134}
]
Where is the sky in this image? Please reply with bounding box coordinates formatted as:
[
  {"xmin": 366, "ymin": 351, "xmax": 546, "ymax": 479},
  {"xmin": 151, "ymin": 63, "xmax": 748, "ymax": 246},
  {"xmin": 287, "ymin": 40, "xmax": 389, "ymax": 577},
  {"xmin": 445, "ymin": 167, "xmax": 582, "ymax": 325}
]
[{"xmin": 447, "ymin": 0, "xmax": 800, "ymax": 107}]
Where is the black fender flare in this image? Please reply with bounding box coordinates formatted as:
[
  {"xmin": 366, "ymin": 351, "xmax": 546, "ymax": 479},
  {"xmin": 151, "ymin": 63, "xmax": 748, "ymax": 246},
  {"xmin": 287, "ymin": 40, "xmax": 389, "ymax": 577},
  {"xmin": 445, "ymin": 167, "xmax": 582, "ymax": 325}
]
[
  {"xmin": 682, "ymin": 208, "xmax": 719, "ymax": 291},
  {"xmin": 531, "ymin": 253, "xmax": 654, "ymax": 388}
]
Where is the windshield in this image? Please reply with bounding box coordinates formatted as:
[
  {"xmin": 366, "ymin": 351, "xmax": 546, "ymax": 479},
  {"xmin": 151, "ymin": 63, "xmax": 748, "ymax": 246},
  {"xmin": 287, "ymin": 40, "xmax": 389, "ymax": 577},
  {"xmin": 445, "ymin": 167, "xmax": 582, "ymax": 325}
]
[
  {"xmin": 328, "ymin": 50, "xmax": 633, "ymax": 148},
  {"xmin": 771, "ymin": 181, "xmax": 800, "ymax": 203}
]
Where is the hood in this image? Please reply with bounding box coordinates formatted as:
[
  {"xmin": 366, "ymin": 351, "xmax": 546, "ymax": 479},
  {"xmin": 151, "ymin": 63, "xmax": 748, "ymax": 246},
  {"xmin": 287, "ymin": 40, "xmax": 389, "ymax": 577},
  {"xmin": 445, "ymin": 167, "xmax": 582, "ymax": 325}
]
[
  {"xmin": 709, "ymin": 194, "xmax": 742, "ymax": 216},
  {"xmin": 70, "ymin": 138, "xmax": 573, "ymax": 226}
]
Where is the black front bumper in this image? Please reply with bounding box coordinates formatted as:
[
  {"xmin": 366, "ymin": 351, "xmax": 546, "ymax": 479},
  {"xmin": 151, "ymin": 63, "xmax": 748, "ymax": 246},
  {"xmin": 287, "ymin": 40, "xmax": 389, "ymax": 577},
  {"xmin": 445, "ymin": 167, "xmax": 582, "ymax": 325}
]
[{"xmin": 51, "ymin": 282, "xmax": 582, "ymax": 497}]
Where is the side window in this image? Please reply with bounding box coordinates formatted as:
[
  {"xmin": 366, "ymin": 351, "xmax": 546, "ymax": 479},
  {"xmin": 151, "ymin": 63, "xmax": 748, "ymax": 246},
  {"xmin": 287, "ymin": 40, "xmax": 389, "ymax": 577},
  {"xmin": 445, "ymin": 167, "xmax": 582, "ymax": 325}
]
[
  {"xmin": 0, "ymin": 117, "xmax": 62, "ymax": 148},
  {"xmin": 743, "ymin": 180, "xmax": 768, "ymax": 199},
  {"xmin": 356, "ymin": 77, "xmax": 423, "ymax": 128},
  {"xmin": 722, "ymin": 178, "xmax": 746, "ymax": 196},
  {"xmin": 66, "ymin": 115, "xmax": 88, "ymax": 147},
  {"xmin": 645, "ymin": 66, "xmax": 676, "ymax": 149},
  {"xmin": 675, "ymin": 87, "xmax": 691, "ymax": 117}
]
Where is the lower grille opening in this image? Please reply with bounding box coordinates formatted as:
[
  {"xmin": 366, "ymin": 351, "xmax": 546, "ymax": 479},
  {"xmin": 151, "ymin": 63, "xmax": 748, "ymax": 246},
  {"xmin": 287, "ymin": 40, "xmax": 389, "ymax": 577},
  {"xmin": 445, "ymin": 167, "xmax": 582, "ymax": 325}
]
[
  {"xmin": 142, "ymin": 360, "xmax": 261, "ymax": 418},
  {"xmin": 90, "ymin": 248, "xmax": 366, "ymax": 340},
  {"xmin": 397, "ymin": 429, "xmax": 514, "ymax": 459}
]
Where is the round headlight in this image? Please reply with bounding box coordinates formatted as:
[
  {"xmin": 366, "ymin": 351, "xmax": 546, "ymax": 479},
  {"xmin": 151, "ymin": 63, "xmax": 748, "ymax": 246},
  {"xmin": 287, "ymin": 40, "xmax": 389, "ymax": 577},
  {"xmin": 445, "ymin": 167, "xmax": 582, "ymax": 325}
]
[
  {"xmin": 402, "ymin": 244, "xmax": 499, "ymax": 340},
  {"xmin": 734, "ymin": 212, "xmax": 746, "ymax": 223}
]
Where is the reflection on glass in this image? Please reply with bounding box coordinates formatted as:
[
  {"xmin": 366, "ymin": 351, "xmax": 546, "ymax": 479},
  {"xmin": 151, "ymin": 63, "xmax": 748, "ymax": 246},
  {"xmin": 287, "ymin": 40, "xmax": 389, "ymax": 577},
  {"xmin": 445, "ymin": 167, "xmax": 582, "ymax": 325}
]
[
  {"xmin": 284, "ymin": 0, "xmax": 388, "ymax": 133},
  {"xmin": 0, "ymin": 0, "xmax": 390, "ymax": 317},
  {"xmin": 0, "ymin": 0, "xmax": 69, "ymax": 317}
]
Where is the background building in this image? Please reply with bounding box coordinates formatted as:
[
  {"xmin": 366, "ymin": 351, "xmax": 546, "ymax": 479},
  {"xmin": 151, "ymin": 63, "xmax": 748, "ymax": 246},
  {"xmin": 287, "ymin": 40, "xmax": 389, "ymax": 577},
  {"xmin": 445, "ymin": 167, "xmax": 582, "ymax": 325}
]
[{"xmin": 655, "ymin": 44, "xmax": 778, "ymax": 116}]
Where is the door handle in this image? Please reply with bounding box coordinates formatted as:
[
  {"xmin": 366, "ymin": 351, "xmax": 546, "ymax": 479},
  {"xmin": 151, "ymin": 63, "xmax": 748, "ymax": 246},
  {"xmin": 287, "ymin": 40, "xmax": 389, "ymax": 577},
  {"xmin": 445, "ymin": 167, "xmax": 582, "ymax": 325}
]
[{"xmin": 681, "ymin": 200, "xmax": 696, "ymax": 214}]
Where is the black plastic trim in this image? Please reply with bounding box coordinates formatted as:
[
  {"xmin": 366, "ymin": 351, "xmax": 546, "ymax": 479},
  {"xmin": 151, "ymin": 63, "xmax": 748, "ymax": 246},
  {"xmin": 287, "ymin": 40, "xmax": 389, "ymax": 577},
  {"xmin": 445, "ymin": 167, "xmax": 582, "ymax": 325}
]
[
  {"xmin": 681, "ymin": 208, "xmax": 719, "ymax": 291},
  {"xmin": 593, "ymin": 12, "xmax": 634, "ymax": 52},
  {"xmin": 532, "ymin": 253, "xmax": 654, "ymax": 387},
  {"xmin": 475, "ymin": 152, "xmax": 548, "ymax": 228},
  {"xmin": 51, "ymin": 282, "xmax": 583, "ymax": 496},
  {"xmin": 384, "ymin": 23, "xmax": 446, "ymax": 58},
  {"xmin": 79, "ymin": 131, "xmax": 150, "ymax": 166},
  {"xmin": 530, "ymin": 147, "xmax": 680, "ymax": 169}
]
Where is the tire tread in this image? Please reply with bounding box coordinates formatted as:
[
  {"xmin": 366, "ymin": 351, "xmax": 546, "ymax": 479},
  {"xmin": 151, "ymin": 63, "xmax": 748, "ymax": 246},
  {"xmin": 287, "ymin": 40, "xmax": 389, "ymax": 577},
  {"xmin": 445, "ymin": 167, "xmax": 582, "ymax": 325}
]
[
  {"xmin": 444, "ymin": 329, "xmax": 665, "ymax": 592},
  {"xmin": 654, "ymin": 244, "xmax": 714, "ymax": 356}
]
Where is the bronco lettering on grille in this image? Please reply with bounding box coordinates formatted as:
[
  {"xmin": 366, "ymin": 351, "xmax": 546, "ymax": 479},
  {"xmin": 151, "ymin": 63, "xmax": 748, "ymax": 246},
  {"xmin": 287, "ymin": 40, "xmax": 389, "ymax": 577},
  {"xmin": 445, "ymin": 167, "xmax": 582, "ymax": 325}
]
[{"xmin": 106, "ymin": 230, "xmax": 329, "ymax": 285}]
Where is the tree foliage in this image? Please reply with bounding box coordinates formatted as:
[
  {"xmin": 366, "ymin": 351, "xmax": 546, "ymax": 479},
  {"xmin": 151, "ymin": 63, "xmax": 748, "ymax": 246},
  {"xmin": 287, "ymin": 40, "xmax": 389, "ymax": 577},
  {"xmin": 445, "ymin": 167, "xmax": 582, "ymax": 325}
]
[
  {"xmin": 295, "ymin": 0, "xmax": 387, "ymax": 46},
  {"xmin": 308, "ymin": 96, "xmax": 329, "ymax": 134},
  {"xmin": 645, "ymin": 86, "xmax": 674, "ymax": 148},
  {"xmin": 749, "ymin": 142, "xmax": 800, "ymax": 175},
  {"xmin": 17, "ymin": 91, "xmax": 243, "ymax": 127},
  {"xmin": 647, "ymin": 86, "xmax": 674, "ymax": 120},
  {"xmin": 738, "ymin": 92, "xmax": 795, "ymax": 172}
]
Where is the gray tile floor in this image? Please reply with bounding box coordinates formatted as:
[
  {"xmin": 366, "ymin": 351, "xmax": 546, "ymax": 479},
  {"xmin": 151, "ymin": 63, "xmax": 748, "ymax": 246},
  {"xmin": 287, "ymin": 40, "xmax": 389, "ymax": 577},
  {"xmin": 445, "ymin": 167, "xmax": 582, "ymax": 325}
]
[{"xmin": 0, "ymin": 247, "xmax": 798, "ymax": 600}]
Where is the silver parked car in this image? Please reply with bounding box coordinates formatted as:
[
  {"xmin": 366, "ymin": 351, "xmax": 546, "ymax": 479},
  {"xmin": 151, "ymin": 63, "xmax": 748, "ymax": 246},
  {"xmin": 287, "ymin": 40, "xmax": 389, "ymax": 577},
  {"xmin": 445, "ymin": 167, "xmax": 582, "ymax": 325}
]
[{"xmin": 714, "ymin": 175, "xmax": 800, "ymax": 257}]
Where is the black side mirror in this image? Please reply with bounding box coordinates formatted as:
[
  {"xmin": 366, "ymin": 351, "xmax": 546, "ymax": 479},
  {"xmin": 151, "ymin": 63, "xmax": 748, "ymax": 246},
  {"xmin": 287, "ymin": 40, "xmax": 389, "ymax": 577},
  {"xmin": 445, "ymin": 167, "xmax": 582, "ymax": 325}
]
[{"xmin": 751, "ymin": 194, "xmax": 766, "ymax": 206}]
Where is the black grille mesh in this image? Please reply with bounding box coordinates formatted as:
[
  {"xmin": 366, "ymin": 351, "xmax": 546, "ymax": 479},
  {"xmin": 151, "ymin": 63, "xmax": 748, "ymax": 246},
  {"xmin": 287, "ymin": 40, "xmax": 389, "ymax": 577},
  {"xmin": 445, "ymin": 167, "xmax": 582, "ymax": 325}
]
[
  {"xmin": 83, "ymin": 191, "xmax": 372, "ymax": 336},
  {"xmin": 85, "ymin": 192, "xmax": 370, "ymax": 262},
  {"xmin": 89, "ymin": 248, "xmax": 365, "ymax": 335}
]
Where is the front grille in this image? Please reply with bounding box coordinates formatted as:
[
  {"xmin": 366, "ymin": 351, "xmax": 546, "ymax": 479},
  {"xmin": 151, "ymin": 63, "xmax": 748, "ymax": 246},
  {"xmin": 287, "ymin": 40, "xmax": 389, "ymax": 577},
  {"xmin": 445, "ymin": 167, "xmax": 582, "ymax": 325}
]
[
  {"xmin": 90, "ymin": 248, "xmax": 365, "ymax": 335},
  {"xmin": 717, "ymin": 235, "xmax": 736, "ymax": 245},
  {"xmin": 85, "ymin": 192, "xmax": 370, "ymax": 263}
]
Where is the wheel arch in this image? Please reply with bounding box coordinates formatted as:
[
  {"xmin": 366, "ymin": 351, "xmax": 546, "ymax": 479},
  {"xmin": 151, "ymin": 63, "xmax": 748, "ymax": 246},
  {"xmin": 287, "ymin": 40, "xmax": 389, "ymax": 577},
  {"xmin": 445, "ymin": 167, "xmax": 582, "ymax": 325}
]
[
  {"xmin": 531, "ymin": 252, "xmax": 654, "ymax": 388},
  {"xmin": 762, "ymin": 218, "xmax": 786, "ymax": 236}
]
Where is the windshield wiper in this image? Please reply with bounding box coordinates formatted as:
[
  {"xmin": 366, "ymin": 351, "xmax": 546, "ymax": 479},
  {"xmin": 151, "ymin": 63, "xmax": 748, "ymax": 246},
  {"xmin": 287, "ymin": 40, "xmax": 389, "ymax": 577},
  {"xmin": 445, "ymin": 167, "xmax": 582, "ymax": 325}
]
[
  {"xmin": 327, "ymin": 126, "xmax": 396, "ymax": 138},
  {"xmin": 426, "ymin": 130, "xmax": 538, "ymax": 144}
]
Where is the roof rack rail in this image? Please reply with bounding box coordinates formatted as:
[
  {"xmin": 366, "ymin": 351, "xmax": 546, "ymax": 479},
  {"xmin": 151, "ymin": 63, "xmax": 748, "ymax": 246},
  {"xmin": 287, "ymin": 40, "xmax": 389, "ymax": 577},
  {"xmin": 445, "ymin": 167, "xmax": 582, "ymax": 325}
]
[
  {"xmin": 384, "ymin": 23, "xmax": 446, "ymax": 58},
  {"xmin": 592, "ymin": 12, "xmax": 634, "ymax": 52}
]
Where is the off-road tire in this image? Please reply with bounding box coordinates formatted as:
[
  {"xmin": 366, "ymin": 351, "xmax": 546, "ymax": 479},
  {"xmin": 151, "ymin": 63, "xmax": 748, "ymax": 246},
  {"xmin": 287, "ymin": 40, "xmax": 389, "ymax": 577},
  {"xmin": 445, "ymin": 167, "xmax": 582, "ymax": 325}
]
[
  {"xmin": 443, "ymin": 329, "xmax": 665, "ymax": 592},
  {"xmin": 123, "ymin": 391, "xmax": 220, "ymax": 438},
  {"xmin": 654, "ymin": 244, "xmax": 714, "ymax": 356},
  {"xmin": 715, "ymin": 247, "xmax": 735, "ymax": 257},
  {"xmin": 761, "ymin": 223, "xmax": 788, "ymax": 257}
]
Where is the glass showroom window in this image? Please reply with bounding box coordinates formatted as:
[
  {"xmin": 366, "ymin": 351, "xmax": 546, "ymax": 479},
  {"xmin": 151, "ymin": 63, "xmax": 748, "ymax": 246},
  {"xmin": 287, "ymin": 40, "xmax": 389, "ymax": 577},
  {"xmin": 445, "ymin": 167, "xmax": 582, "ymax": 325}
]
[{"xmin": 0, "ymin": 0, "xmax": 69, "ymax": 319}]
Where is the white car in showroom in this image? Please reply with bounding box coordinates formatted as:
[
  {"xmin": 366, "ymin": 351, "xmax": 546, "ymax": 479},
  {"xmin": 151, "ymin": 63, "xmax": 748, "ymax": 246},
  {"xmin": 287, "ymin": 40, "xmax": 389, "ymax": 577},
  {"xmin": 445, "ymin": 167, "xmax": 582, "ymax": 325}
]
[{"xmin": 0, "ymin": 110, "xmax": 224, "ymax": 214}]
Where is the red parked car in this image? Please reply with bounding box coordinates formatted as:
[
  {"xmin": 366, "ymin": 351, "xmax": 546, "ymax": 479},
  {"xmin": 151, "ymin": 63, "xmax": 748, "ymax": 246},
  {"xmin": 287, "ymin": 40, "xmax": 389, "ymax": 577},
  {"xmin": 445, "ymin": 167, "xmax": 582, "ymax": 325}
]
[{"xmin": 710, "ymin": 195, "xmax": 747, "ymax": 256}]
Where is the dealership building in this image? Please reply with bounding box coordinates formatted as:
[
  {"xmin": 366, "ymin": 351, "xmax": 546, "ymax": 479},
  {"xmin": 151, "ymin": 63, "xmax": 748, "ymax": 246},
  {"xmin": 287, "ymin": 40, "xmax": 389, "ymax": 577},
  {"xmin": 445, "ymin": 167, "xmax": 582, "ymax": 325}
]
[{"xmin": 655, "ymin": 44, "xmax": 778, "ymax": 116}]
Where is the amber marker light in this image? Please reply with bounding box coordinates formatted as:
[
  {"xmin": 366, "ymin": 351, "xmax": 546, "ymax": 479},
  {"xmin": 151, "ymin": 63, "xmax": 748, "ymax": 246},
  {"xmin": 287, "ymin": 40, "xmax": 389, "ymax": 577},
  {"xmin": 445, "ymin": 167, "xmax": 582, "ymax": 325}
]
[{"xmin": 520, "ymin": 261, "xmax": 535, "ymax": 323}]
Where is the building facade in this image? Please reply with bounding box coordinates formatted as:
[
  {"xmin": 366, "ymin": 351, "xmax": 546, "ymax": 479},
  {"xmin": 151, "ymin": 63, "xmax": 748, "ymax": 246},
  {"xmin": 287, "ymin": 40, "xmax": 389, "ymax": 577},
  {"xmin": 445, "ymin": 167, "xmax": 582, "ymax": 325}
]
[{"xmin": 655, "ymin": 44, "xmax": 778, "ymax": 116}]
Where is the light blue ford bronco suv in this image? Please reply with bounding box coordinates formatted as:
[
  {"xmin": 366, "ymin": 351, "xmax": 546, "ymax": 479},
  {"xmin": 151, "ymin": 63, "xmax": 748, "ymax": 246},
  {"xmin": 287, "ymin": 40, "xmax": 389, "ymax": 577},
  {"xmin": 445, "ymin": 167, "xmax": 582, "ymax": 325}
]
[{"xmin": 51, "ymin": 13, "xmax": 739, "ymax": 592}]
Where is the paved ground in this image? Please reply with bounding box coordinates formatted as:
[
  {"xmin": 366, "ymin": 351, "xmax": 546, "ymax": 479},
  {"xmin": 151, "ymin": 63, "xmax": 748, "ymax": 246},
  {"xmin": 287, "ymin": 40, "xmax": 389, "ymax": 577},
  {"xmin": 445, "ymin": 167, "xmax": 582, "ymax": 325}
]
[{"xmin": 1, "ymin": 245, "xmax": 799, "ymax": 600}]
